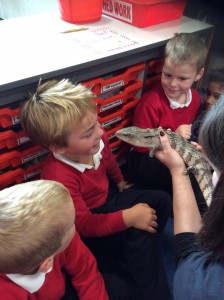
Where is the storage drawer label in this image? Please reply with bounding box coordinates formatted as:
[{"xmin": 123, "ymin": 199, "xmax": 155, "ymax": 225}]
[
  {"xmin": 103, "ymin": 0, "xmax": 133, "ymax": 23},
  {"xmin": 100, "ymin": 98, "xmax": 123, "ymax": 112},
  {"xmin": 22, "ymin": 149, "xmax": 49, "ymax": 163},
  {"xmin": 102, "ymin": 80, "xmax": 124, "ymax": 93},
  {"xmin": 17, "ymin": 136, "xmax": 30, "ymax": 145},
  {"xmin": 101, "ymin": 116, "xmax": 121, "ymax": 127},
  {"xmin": 24, "ymin": 169, "xmax": 41, "ymax": 180},
  {"xmin": 12, "ymin": 115, "xmax": 20, "ymax": 125},
  {"xmin": 108, "ymin": 133, "xmax": 115, "ymax": 140}
]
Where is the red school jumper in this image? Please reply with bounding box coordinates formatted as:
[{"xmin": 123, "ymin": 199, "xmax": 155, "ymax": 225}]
[
  {"xmin": 0, "ymin": 232, "xmax": 108, "ymax": 300},
  {"xmin": 41, "ymin": 134, "xmax": 127, "ymax": 237},
  {"xmin": 133, "ymin": 82, "xmax": 200, "ymax": 153}
]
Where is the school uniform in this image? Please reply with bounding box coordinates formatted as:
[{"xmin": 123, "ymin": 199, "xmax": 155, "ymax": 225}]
[
  {"xmin": 127, "ymin": 82, "xmax": 207, "ymax": 214},
  {"xmin": 0, "ymin": 232, "xmax": 108, "ymax": 300},
  {"xmin": 41, "ymin": 133, "xmax": 172, "ymax": 300}
]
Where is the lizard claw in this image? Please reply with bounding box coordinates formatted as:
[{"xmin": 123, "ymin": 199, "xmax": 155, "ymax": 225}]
[
  {"xmin": 182, "ymin": 166, "xmax": 198, "ymax": 175},
  {"xmin": 149, "ymin": 146, "xmax": 160, "ymax": 157}
]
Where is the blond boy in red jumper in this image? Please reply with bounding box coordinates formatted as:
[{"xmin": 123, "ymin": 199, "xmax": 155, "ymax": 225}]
[
  {"xmin": 128, "ymin": 33, "xmax": 208, "ymax": 211},
  {"xmin": 20, "ymin": 79, "xmax": 172, "ymax": 300},
  {"xmin": 0, "ymin": 180, "xmax": 112, "ymax": 300}
]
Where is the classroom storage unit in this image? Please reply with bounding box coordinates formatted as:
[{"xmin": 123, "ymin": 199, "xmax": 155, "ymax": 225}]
[
  {"xmin": 83, "ymin": 62, "xmax": 145, "ymax": 157},
  {"xmin": 145, "ymin": 58, "xmax": 163, "ymax": 91},
  {"xmin": 0, "ymin": 13, "xmax": 213, "ymax": 188},
  {"xmin": 0, "ymin": 104, "xmax": 49, "ymax": 189}
]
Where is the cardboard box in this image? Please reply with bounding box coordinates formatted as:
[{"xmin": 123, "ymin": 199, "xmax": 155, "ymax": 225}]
[{"xmin": 103, "ymin": 0, "xmax": 187, "ymax": 28}]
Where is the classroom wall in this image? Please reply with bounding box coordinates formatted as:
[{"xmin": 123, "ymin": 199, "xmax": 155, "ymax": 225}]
[
  {"xmin": 184, "ymin": 0, "xmax": 224, "ymax": 53},
  {"xmin": 0, "ymin": 0, "xmax": 57, "ymax": 19},
  {"xmin": 184, "ymin": 0, "xmax": 224, "ymax": 87}
]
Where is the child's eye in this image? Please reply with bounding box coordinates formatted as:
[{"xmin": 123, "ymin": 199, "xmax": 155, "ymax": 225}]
[
  {"xmin": 85, "ymin": 133, "xmax": 92, "ymax": 138},
  {"xmin": 163, "ymin": 73, "xmax": 171, "ymax": 78},
  {"xmin": 83, "ymin": 131, "xmax": 93, "ymax": 138},
  {"xmin": 179, "ymin": 77, "xmax": 187, "ymax": 81}
]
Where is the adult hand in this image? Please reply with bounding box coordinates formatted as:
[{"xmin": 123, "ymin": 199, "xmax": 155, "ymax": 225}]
[{"xmin": 155, "ymin": 129, "xmax": 186, "ymax": 175}]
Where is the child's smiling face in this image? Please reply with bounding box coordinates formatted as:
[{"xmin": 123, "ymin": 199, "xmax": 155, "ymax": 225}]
[
  {"xmin": 161, "ymin": 57, "xmax": 203, "ymax": 103},
  {"xmin": 53, "ymin": 109, "xmax": 104, "ymax": 163}
]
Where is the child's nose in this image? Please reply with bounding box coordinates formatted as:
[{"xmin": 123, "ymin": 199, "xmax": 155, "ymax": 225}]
[{"xmin": 170, "ymin": 78, "xmax": 177, "ymax": 87}]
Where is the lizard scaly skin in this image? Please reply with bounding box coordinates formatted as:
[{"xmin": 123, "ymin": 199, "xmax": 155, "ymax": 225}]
[{"xmin": 115, "ymin": 126, "xmax": 213, "ymax": 206}]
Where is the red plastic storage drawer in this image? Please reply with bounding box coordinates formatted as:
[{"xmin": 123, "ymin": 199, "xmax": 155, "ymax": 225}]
[
  {"xmin": 112, "ymin": 143, "xmax": 131, "ymax": 160},
  {"xmin": 105, "ymin": 118, "xmax": 130, "ymax": 141},
  {"xmin": 103, "ymin": 0, "xmax": 187, "ymax": 28},
  {"xmin": 0, "ymin": 130, "xmax": 29, "ymax": 150},
  {"xmin": 145, "ymin": 74, "xmax": 161, "ymax": 91},
  {"xmin": 83, "ymin": 63, "xmax": 145, "ymax": 95},
  {"xmin": 98, "ymin": 97, "xmax": 138, "ymax": 128},
  {"xmin": 96, "ymin": 80, "xmax": 142, "ymax": 113},
  {"xmin": 0, "ymin": 145, "xmax": 49, "ymax": 170},
  {"xmin": 0, "ymin": 161, "xmax": 44, "ymax": 189},
  {"xmin": 148, "ymin": 58, "xmax": 163, "ymax": 74},
  {"xmin": 0, "ymin": 107, "xmax": 20, "ymax": 128},
  {"xmin": 110, "ymin": 139, "xmax": 123, "ymax": 152}
]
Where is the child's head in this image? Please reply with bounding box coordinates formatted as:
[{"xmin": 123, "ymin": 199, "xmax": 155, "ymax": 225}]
[
  {"xmin": 199, "ymin": 95, "xmax": 224, "ymax": 175},
  {"xmin": 0, "ymin": 180, "xmax": 75, "ymax": 274},
  {"xmin": 20, "ymin": 79, "xmax": 97, "ymax": 149},
  {"xmin": 164, "ymin": 33, "xmax": 207, "ymax": 72},
  {"xmin": 204, "ymin": 68, "xmax": 224, "ymax": 108},
  {"xmin": 162, "ymin": 33, "xmax": 207, "ymax": 102}
]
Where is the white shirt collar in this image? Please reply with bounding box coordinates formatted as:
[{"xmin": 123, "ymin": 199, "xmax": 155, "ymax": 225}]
[
  {"xmin": 5, "ymin": 267, "xmax": 52, "ymax": 293},
  {"xmin": 53, "ymin": 139, "xmax": 104, "ymax": 173},
  {"xmin": 166, "ymin": 89, "xmax": 192, "ymax": 109}
]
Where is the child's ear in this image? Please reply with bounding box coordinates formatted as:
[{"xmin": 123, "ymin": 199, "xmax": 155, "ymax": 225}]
[
  {"xmin": 195, "ymin": 68, "xmax": 205, "ymax": 82},
  {"xmin": 49, "ymin": 144, "xmax": 65, "ymax": 154},
  {"xmin": 39, "ymin": 256, "xmax": 54, "ymax": 273}
]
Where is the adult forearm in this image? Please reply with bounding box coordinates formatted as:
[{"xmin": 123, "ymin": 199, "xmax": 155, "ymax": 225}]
[{"xmin": 171, "ymin": 170, "xmax": 202, "ymax": 235}]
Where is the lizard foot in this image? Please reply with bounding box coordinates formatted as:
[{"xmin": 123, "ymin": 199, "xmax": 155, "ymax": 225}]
[{"xmin": 182, "ymin": 166, "xmax": 198, "ymax": 176}]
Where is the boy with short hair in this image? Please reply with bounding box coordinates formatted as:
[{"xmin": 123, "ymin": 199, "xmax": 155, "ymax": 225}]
[
  {"xmin": 127, "ymin": 32, "xmax": 208, "ymax": 197},
  {"xmin": 191, "ymin": 68, "xmax": 224, "ymax": 141},
  {"xmin": 20, "ymin": 79, "xmax": 172, "ymax": 300},
  {"xmin": 0, "ymin": 180, "xmax": 111, "ymax": 299}
]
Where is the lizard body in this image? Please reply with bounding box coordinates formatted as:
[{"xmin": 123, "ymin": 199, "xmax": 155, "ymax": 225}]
[{"xmin": 115, "ymin": 126, "xmax": 213, "ymax": 206}]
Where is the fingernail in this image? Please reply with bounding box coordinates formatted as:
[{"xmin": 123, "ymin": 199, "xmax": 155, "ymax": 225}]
[{"xmin": 160, "ymin": 130, "xmax": 165, "ymax": 136}]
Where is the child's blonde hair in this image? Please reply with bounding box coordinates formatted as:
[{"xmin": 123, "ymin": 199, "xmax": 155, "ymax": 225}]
[
  {"xmin": 164, "ymin": 32, "xmax": 208, "ymax": 72},
  {"xmin": 0, "ymin": 180, "xmax": 73, "ymax": 273},
  {"xmin": 20, "ymin": 79, "xmax": 96, "ymax": 149}
]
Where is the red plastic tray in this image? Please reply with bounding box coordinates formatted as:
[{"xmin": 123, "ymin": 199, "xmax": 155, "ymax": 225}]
[
  {"xmin": 0, "ymin": 107, "xmax": 20, "ymax": 128},
  {"xmin": 0, "ymin": 145, "xmax": 49, "ymax": 169},
  {"xmin": 83, "ymin": 63, "xmax": 145, "ymax": 95},
  {"xmin": 103, "ymin": 0, "xmax": 187, "ymax": 28},
  {"xmin": 95, "ymin": 80, "xmax": 142, "ymax": 113},
  {"xmin": 0, "ymin": 161, "xmax": 44, "ymax": 189},
  {"xmin": 0, "ymin": 130, "xmax": 30, "ymax": 150},
  {"xmin": 98, "ymin": 97, "xmax": 138, "ymax": 128}
]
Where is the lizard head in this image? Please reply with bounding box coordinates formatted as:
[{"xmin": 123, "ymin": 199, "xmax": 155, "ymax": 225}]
[{"xmin": 115, "ymin": 126, "xmax": 160, "ymax": 148}]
